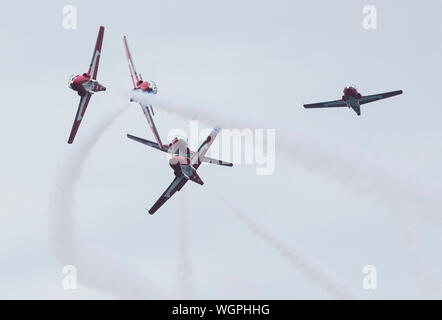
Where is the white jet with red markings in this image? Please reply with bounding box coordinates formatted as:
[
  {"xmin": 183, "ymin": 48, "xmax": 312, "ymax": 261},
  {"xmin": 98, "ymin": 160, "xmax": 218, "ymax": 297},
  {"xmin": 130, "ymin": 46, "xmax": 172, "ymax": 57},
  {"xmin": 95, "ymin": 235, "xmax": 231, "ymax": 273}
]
[
  {"xmin": 123, "ymin": 36, "xmax": 163, "ymax": 148},
  {"xmin": 127, "ymin": 127, "xmax": 233, "ymax": 215},
  {"xmin": 67, "ymin": 26, "xmax": 106, "ymax": 144},
  {"xmin": 304, "ymin": 86, "xmax": 403, "ymax": 116}
]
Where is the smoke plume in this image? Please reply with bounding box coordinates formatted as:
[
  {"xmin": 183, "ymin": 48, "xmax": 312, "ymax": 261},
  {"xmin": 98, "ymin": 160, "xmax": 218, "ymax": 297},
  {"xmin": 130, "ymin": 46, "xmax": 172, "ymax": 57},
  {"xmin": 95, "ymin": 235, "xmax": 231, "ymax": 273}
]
[
  {"xmin": 48, "ymin": 104, "xmax": 162, "ymax": 299},
  {"xmin": 214, "ymin": 192, "xmax": 359, "ymax": 299},
  {"xmin": 177, "ymin": 190, "xmax": 194, "ymax": 298}
]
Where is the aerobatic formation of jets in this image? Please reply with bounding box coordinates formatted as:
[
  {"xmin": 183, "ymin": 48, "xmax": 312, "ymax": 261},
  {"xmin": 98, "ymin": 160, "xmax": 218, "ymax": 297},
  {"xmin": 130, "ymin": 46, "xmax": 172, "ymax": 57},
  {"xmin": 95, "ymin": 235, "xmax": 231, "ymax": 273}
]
[{"xmin": 66, "ymin": 26, "xmax": 403, "ymax": 214}]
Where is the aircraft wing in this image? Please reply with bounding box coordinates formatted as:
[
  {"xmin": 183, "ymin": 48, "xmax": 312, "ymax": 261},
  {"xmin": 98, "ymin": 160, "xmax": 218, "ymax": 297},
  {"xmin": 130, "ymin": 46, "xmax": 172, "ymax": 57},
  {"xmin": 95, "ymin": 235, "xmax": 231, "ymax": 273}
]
[
  {"xmin": 140, "ymin": 104, "xmax": 163, "ymax": 148},
  {"xmin": 127, "ymin": 134, "xmax": 169, "ymax": 152},
  {"xmin": 149, "ymin": 175, "xmax": 189, "ymax": 215},
  {"xmin": 123, "ymin": 36, "xmax": 139, "ymax": 88},
  {"xmin": 68, "ymin": 93, "xmax": 92, "ymax": 144},
  {"xmin": 201, "ymin": 156, "xmax": 233, "ymax": 167},
  {"xmin": 191, "ymin": 127, "xmax": 220, "ymax": 170},
  {"xmin": 127, "ymin": 133, "xmax": 232, "ymax": 167},
  {"xmin": 359, "ymin": 90, "xmax": 403, "ymax": 105},
  {"xmin": 304, "ymin": 99, "xmax": 347, "ymax": 108},
  {"xmin": 87, "ymin": 26, "xmax": 105, "ymax": 80}
]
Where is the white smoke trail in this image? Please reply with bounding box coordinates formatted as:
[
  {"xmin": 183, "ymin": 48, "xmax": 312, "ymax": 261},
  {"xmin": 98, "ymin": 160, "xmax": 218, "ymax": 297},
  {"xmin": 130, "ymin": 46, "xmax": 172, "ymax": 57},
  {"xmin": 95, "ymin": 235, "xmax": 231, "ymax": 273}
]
[
  {"xmin": 48, "ymin": 104, "xmax": 162, "ymax": 299},
  {"xmin": 214, "ymin": 191, "xmax": 359, "ymax": 300},
  {"xmin": 177, "ymin": 190, "xmax": 193, "ymax": 299}
]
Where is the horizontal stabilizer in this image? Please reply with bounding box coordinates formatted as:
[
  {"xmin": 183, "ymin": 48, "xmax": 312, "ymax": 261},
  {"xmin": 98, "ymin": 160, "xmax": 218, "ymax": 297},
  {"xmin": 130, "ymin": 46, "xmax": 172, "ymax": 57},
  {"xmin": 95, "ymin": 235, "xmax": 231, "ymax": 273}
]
[
  {"xmin": 189, "ymin": 171, "xmax": 204, "ymax": 185},
  {"xmin": 202, "ymin": 156, "xmax": 233, "ymax": 167}
]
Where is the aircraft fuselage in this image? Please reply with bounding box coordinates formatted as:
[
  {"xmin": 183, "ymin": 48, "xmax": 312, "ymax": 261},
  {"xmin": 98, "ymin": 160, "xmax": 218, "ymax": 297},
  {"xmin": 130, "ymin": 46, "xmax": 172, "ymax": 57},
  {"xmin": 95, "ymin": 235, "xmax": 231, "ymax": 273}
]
[
  {"xmin": 69, "ymin": 73, "xmax": 106, "ymax": 96},
  {"xmin": 135, "ymin": 80, "xmax": 157, "ymax": 93},
  {"xmin": 342, "ymin": 86, "xmax": 362, "ymax": 116},
  {"xmin": 167, "ymin": 138, "xmax": 203, "ymax": 185},
  {"xmin": 129, "ymin": 81, "xmax": 158, "ymax": 102},
  {"xmin": 137, "ymin": 81, "xmax": 153, "ymax": 92},
  {"xmin": 169, "ymin": 155, "xmax": 190, "ymax": 176}
]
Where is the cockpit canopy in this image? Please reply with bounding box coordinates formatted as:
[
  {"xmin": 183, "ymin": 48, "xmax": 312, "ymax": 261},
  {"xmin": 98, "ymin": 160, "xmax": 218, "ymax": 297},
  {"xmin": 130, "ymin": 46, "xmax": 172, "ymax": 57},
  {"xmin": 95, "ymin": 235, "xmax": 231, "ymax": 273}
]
[
  {"xmin": 68, "ymin": 74, "xmax": 77, "ymax": 89},
  {"xmin": 148, "ymin": 81, "xmax": 158, "ymax": 94},
  {"xmin": 344, "ymin": 85, "xmax": 358, "ymax": 94}
]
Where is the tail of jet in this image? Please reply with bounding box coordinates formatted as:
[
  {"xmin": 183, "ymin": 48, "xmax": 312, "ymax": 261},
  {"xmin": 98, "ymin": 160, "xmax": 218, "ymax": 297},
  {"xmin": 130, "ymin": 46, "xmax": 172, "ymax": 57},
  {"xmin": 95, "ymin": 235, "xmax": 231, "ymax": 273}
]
[
  {"xmin": 180, "ymin": 164, "xmax": 204, "ymax": 185},
  {"xmin": 189, "ymin": 170, "xmax": 204, "ymax": 185}
]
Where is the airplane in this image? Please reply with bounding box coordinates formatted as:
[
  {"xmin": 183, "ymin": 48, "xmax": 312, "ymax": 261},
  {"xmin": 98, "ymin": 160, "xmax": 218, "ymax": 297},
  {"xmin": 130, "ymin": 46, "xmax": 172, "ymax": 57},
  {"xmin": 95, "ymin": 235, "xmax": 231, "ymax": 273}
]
[
  {"xmin": 123, "ymin": 35, "xmax": 163, "ymax": 148},
  {"xmin": 67, "ymin": 26, "xmax": 106, "ymax": 144},
  {"xmin": 127, "ymin": 127, "xmax": 233, "ymax": 215},
  {"xmin": 303, "ymin": 86, "xmax": 403, "ymax": 116}
]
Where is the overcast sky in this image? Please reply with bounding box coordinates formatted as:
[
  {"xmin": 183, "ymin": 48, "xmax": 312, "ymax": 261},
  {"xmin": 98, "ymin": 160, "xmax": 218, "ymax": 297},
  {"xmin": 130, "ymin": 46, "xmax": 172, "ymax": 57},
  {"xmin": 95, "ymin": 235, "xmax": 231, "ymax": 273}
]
[{"xmin": 0, "ymin": 0, "xmax": 441, "ymax": 299}]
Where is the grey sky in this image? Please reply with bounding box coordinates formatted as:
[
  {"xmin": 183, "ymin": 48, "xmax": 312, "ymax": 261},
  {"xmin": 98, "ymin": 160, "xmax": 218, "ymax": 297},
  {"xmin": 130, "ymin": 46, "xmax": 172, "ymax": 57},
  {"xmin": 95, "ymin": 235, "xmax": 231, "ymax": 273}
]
[{"xmin": 0, "ymin": 0, "xmax": 441, "ymax": 299}]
